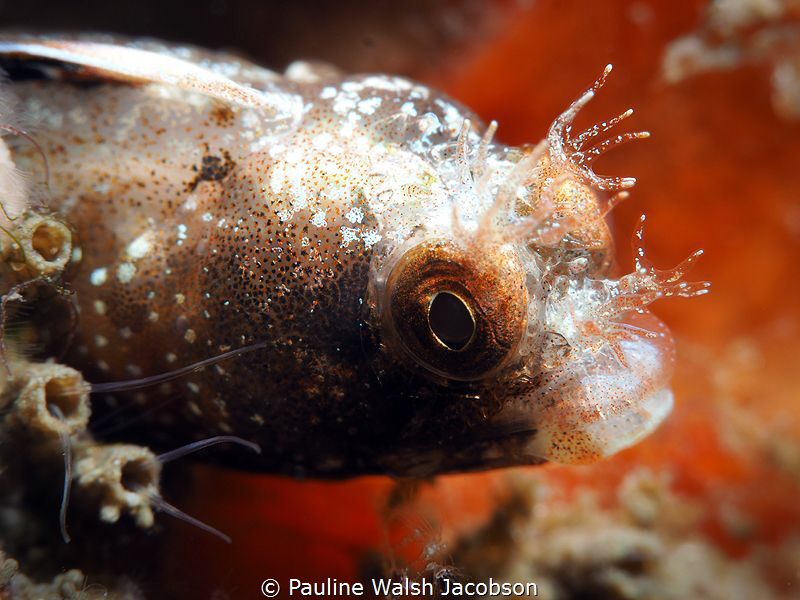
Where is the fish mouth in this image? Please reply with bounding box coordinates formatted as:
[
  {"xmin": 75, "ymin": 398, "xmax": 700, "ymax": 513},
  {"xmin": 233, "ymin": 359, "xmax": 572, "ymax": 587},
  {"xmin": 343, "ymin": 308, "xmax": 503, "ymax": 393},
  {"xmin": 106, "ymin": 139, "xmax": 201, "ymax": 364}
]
[
  {"xmin": 521, "ymin": 386, "xmax": 675, "ymax": 465},
  {"xmin": 379, "ymin": 386, "xmax": 674, "ymax": 476}
]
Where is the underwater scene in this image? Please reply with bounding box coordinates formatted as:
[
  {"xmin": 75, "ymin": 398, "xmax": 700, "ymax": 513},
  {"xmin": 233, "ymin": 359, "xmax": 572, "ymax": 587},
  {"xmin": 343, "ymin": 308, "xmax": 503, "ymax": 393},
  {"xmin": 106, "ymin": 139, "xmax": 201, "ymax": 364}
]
[{"xmin": 0, "ymin": 1, "xmax": 799, "ymax": 598}]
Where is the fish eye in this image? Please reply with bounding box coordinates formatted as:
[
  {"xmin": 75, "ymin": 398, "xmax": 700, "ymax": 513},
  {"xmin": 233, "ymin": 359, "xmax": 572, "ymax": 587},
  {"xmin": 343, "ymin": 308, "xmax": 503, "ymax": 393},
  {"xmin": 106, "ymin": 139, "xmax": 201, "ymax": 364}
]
[
  {"xmin": 383, "ymin": 239, "xmax": 528, "ymax": 381},
  {"xmin": 427, "ymin": 292, "xmax": 475, "ymax": 351}
]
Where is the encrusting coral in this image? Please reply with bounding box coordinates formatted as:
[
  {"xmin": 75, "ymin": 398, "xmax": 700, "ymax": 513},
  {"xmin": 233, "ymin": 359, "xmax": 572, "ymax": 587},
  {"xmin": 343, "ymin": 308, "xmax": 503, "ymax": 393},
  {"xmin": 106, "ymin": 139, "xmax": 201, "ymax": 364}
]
[{"xmin": 0, "ymin": 131, "xmax": 155, "ymax": 600}]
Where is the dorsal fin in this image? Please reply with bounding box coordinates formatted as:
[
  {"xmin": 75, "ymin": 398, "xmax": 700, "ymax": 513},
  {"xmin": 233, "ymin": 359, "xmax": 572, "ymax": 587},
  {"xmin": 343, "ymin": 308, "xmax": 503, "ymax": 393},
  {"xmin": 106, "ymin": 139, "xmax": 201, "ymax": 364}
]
[{"xmin": 0, "ymin": 39, "xmax": 285, "ymax": 114}]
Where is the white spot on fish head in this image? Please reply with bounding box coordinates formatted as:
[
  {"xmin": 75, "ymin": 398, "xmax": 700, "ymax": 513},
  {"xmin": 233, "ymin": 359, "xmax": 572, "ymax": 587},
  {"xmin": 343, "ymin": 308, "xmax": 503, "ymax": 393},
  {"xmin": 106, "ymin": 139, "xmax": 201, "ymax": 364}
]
[
  {"xmin": 339, "ymin": 226, "xmax": 359, "ymax": 247},
  {"xmin": 400, "ymin": 102, "xmax": 418, "ymax": 117},
  {"xmin": 357, "ymin": 97, "xmax": 382, "ymax": 115},
  {"xmin": 117, "ymin": 262, "xmax": 137, "ymax": 283},
  {"xmin": 126, "ymin": 233, "xmax": 152, "ymax": 259},
  {"xmin": 90, "ymin": 267, "xmax": 108, "ymax": 286},
  {"xmin": 361, "ymin": 229, "xmax": 382, "ymax": 248},
  {"xmin": 310, "ymin": 210, "xmax": 328, "ymax": 228},
  {"xmin": 345, "ymin": 206, "xmax": 364, "ymax": 224}
]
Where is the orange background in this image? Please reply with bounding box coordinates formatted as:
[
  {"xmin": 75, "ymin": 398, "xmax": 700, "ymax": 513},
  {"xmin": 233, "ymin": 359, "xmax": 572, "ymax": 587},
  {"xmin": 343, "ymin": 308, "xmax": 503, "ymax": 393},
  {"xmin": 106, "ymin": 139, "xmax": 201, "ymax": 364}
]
[{"xmin": 162, "ymin": 1, "xmax": 800, "ymax": 597}]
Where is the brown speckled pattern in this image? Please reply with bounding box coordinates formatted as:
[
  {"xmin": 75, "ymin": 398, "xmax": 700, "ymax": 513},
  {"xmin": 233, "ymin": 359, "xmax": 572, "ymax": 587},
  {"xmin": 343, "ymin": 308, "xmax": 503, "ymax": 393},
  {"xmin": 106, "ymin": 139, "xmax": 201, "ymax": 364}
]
[{"xmin": 3, "ymin": 41, "xmax": 703, "ymax": 476}]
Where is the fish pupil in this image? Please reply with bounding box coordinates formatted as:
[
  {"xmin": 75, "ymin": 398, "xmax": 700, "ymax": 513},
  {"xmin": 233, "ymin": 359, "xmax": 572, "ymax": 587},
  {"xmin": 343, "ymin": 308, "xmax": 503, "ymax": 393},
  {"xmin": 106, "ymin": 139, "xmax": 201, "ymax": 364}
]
[{"xmin": 428, "ymin": 292, "xmax": 475, "ymax": 352}]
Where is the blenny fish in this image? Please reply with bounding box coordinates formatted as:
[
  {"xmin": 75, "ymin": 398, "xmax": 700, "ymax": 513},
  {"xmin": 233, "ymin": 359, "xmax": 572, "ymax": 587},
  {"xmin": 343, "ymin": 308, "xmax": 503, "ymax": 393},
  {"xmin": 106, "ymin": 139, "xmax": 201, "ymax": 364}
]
[{"xmin": 0, "ymin": 36, "xmax": 708, "ymax": 478}]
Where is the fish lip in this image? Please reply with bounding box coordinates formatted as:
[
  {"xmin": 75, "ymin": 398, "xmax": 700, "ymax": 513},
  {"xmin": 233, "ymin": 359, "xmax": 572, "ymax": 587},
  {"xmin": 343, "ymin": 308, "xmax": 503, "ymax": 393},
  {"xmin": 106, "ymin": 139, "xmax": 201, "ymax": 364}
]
[{"xmin": 591, "ymin": 387, "xmax": 674, "ymax": 458}]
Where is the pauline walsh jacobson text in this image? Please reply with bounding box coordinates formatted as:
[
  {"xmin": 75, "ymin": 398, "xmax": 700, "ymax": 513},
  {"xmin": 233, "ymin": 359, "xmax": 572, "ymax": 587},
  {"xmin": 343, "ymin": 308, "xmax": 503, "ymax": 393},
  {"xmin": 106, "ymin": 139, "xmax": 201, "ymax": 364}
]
[{"xmin": 287, "ymin": 578, "xmax": 538, "ymax": 596}]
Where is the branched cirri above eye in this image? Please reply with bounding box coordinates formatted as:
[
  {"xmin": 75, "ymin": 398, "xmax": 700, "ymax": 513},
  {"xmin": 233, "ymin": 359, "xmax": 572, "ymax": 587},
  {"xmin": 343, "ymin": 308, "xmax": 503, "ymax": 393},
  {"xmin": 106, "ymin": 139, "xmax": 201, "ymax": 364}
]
[{"xmin": 547, "ymin": 64, "xmax": 651, "ymax": 192}]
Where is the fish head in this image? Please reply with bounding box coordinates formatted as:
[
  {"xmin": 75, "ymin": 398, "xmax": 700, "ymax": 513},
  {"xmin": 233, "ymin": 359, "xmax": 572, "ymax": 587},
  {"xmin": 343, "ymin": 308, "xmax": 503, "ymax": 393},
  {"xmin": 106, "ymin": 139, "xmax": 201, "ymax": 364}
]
[{"xmin": 362, "ymin": 68, "xmax": 707, "ymax": 475}]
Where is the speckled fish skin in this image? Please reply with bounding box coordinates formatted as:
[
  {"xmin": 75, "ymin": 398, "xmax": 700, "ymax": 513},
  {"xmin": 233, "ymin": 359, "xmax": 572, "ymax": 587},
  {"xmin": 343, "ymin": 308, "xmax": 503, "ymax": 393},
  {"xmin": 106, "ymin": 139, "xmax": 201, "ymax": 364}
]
[{"xmin": 1, "ymin": 39, "xmax": 694, "ymax": 477}]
